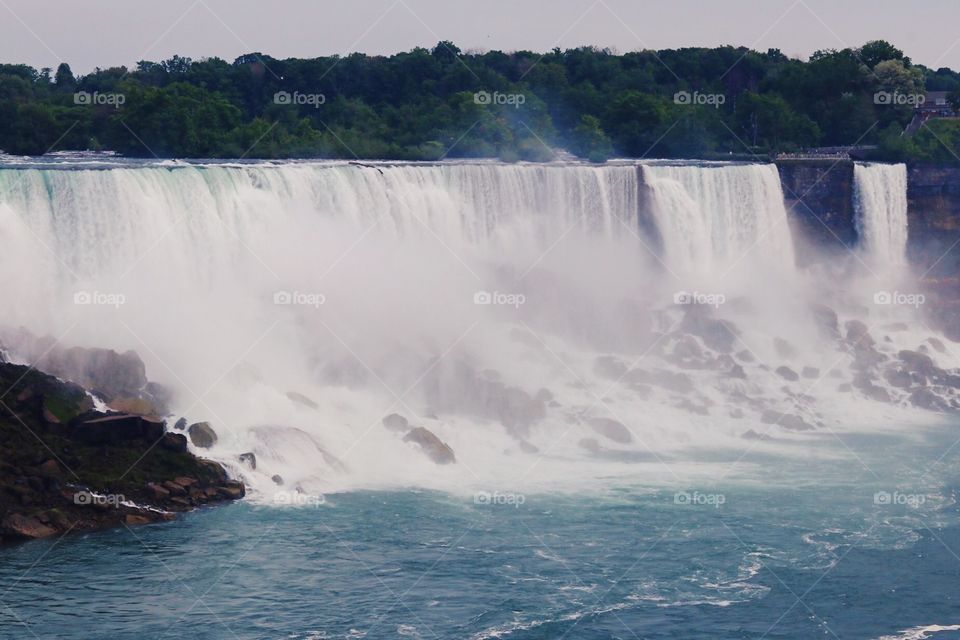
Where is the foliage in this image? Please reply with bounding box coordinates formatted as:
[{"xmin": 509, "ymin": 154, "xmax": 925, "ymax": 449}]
[{"xmin": 0, "ymin": 40, "xmax": 955, "ymax": 162}]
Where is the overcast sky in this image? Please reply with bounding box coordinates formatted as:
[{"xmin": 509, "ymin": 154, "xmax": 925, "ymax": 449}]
[{"xmin": 1, "ymin": 0, "xmax": 958, "ymax": 74}]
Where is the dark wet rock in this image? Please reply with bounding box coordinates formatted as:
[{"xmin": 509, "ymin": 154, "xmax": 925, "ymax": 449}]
[
  {"xmin": 774, "ymin": 338, "xmax": 798, "ymax": 359},
  {"xmin": 534, "ymin": 389, "xmax": 553, "ymax": 402},
  {"xmin": 742, "ymin": 429, "xmax": 772, "ymax": 441},
  {"xmin": 594, "ymin": 355, "xmax": 628, "ymax": 379},
  {"xmin": 70, "ymin": 413, "xmax": 165, "ymax": 446},
  {"xmin": 898, "ymin": 350, "xmax": 940, "ymax": 379},
  {"xmin": 727, "ymin": 364, "xmax": 748, "ymax": 379},
  {"xmin": 286, "ymin": 391, "xmax": 319, "ymax": 410},
  {"xmin": 1, "ymin": 513, "xmax": 56, "ymax": 539},
  {"xmin": 381, "ymin": 413, "xmax": 409, "ymax": 432},
  {"xmin": 760, "ymin": 410, "xmax": 814, "ymax": 431},
  {"xmin": 586, "ymin": 417, "xmax": 632, "ymax": 444},
  {"xmin": 884, "ymin": 368, "xmax": 915, "ymax": 389},
  {"xmin": 271, "ymin": 474, "xmax": 284, "ymax": 486},
  {"xmin": 578, "ymin": 438, "xmax": 602, "ymax": 453},
  {"xmin": 735, "ymin": 349, "xmax": 755, "ymax": 363},
  {"xmin": 681, "ymin": 312, "xmax": 739, "ymax": 353},
  {"xmin": 845, "ymin": 320, "xmax": 875, "ymax": 348},
  {"xmin": 928, "ymin": 337, "xmax": 947, "ymax": 354},
  {"xmin": 125, "ymin": 514, "xmax": 151, "ymax": 525},
  {"xmin": 403, "ymin": 427, "xmax": 456, "ymax": 465},
  {"xmin": 809, "ymin": 304, "xmax": 840, "ymax": 340},
  {"xmin": 187, "ymin": 422, "xmax": 217, "ymax": 448},
  {"xmin": 624, "ymin": 368, "xmax": 694, "ymax": 394},
  {"xmin": 423, "ymin": 361, "xmax": 546, "ymax": 437},
  {"xmin": 173, "ymin": 417, "xmax": 187, "ymax": 431},
  {"xmin": 517, "ymin": 439, "xmax": 539, "ymax": 454},
  {"xmin": 239, "ymin": 453, "xmax": 257, "ymax": 470},
  {"xmin": 676, "ymin": 398, "xmax": 710, "ymax": 415},
  {"xmin": 910, "ymin": 388, "xmax": 951, "ymax": 412},
  {"xmin": 160, "ymin": 432, "xmax": 188, "ymax": 453},
  {"xmin": 851, "ymin": 372, "xmax": 892, "ymax": 402},
  {"xmin": 0, "ymin": 359, "xmax": 245, "ymax": 546},
  {"xmin": 775, "ymin": 366, "xmax": 799, "ymax": 382},
  {"xmin": 802, "ymin": 367, "xmax": 820, "ymax": 379}
]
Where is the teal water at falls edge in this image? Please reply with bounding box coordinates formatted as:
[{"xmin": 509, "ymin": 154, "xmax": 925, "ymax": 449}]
[
  {"xmin": 2, "ymin": 426, "xmax": 960, "ymax": 640},
  {"xmin": 0, "ymin": 158, "xmax": 958, "ymax": 638}
]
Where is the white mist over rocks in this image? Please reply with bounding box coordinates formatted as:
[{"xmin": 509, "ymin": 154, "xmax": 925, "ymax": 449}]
[{"xmin": 0, "ymin": 159, "xmax": 953, "ymax": 501}]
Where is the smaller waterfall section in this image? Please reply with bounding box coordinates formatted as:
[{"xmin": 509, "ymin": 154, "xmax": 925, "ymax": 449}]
[
  {"xmin": 640, "ymin": 163, "xmax": 795, "ymax": 274},
  {"xmin": 854, "ymin": 162, "xmax": 909, "ymax": 270}
]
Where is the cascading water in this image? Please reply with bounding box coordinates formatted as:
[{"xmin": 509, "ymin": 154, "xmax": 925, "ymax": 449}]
[
  {"xmin": 854, "ymin": 162, "xmax": 909, "ymax": 270},
  {"xmin": 640, "ymin": 163, "xmax": 795, "ymax": 273},
  {"xmin": 0, "ymin": 159, "xmax": 949, "ymax": 500}
]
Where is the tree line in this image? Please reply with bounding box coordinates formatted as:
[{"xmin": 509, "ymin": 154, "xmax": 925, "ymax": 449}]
[{"xmin": 1, "ymin": 40, "xmax": 959, "ymax": 162}]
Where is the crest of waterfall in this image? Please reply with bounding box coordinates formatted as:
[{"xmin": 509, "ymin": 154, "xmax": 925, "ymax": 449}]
[
  {"xmin": 640, "ymin": 163, "xmax": 795, "ymax": 274},
  {"xmin": 853, "ymin": 162, "xmax": 909, "ymax": 271}
]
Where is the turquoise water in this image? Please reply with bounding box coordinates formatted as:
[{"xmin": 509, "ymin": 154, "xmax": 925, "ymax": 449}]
[{"xmin": 3, "ymin": 427, "xmax": 960, "ymax": 639}]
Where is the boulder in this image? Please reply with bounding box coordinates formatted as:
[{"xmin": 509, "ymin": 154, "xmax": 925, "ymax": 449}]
[
  {"xmin": 681, "ymin": 312, "xmax": 739, "ymax": 353},
  {"xmin": 403, "ymin": 427, "xmax": 456, "ymax": 465},
  {"xmin": 2, "ymin": 513, "xmax": 56, "ymax": 539},
  {"xmin": 218, "ymin": 482, "xmax": 245, "ymax": 499},
  {"xmin": 124, "ymin": 514, "xmax": 151, "ymax": 525},
  {"xmin": 775, "ymin": 366, "xmax": 799, "ymax": 382},
  {"xmin": 159, "ymin": 432, "xmax": 188, "ymax": 453},
  {"xmin": 587, "ymin": 417, "xmax": 633, "ymax": 444},
  {"xmin": 271, "ymin": 474, "xmax": 284, "ymax": 486},
  {"xmin": 809, "ymin": 304, "xmax": 840, "ymax": 340},
  {"xmin": 71, "ymin": 413, "xmax": 157, "ymax": 445},
  {"xmin": 898, "ymin": 350, "xmax": 940, "ymax": 378},
  {"xmin": 760, "ymin": 410, "xmax": 814, "ymax": 431},
  {"xmin": 146, "ymin": 483, "xmax": 170, "ymax": 501},
  {"xmin": 173, "ymin": 417, "xmax": 187, "ymax": 431},
  {"xmin": 381, "ymin": 413, "xmax": 410, "ymax": 432},
  {"xmin": 238, "ymin": 452, "xmax": 257, "ymax": 470},
  {"xmin": 36, "ymin": 459, "xmax": 61, "ymax": 478},
  {"xmin": 187, "ymin": 422, "xmax": 217, "ymax": 448},
  {"xmin": 286, "ymin": 391, "xmax": 319, "ymax": 410},
  {"xmin": 910, "ymin": 388, "xmax": 950, "ymax": 412}
]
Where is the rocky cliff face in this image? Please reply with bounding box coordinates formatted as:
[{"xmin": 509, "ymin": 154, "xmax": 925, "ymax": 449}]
[
  {"xmin": 776, "ymin": 160, "xmax": 857, "ymax": 265},
  {"xmin": 774, "ymin": 160, "xmax": 960, "ymax": 338},
  {"xmin": 906, "ymin": 165, "xmax": 960, "ymax": 276}
]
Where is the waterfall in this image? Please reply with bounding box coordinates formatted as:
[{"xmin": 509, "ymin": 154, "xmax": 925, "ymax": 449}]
[
  {"xmin": 853, "ymin": 162, "xmax": 909, "ymax": 270},
  {"xmin": 640, "ymin": 163, "xmax": 795, "ymax": 273},
  {"xmin": 0, "ymin": 159, "xmax": 946, "ymax": 497}
]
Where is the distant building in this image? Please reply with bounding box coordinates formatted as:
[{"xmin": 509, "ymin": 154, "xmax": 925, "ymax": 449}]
[
  {"xmin": 905, "ymin": 91, "xmax": 958, "ymax": 135},
  {"xmin": 917, "ymin": 91, "xmax": 956, "ymax": 116}
]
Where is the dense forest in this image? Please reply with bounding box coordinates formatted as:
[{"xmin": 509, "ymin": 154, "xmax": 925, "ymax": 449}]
[{"xmin": 1, "ymin": 40, "xmax": 959, "ymax": 162}]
